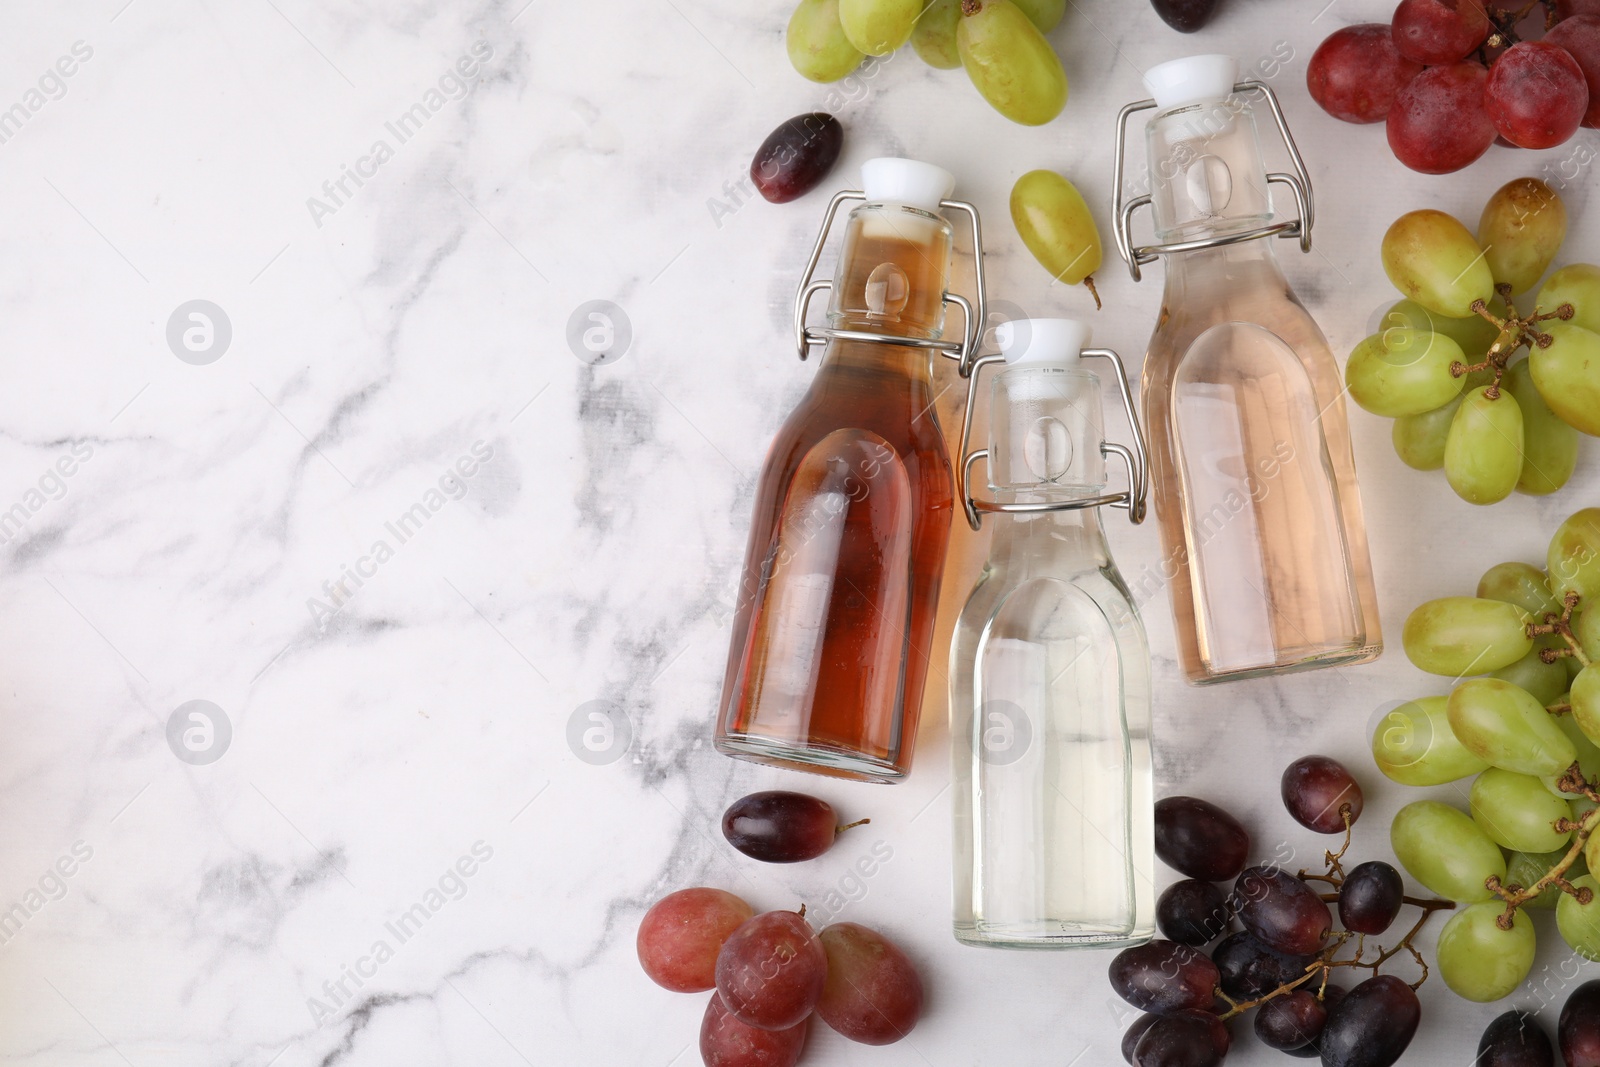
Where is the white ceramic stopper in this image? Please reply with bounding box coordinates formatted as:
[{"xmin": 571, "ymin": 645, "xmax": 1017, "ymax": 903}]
[
  {"xmin": 861, "ymin": 158, "xmax": 955, "ymax": 211},
  {"xmin": 1143, "ymin": 54, "xmax": 1240, "ymax": 110},
  {"xmin": 996, "ymin": 318, "xmax": 1089, "ymax": 368}
]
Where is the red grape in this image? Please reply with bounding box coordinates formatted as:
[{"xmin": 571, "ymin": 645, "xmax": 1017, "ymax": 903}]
[
  {"xmin": 1154, "ymin": 797, "xmax": 1250, "ymax": 882},
  {"xmin": 1254, "ymin": 989, "xmax": 1329, "ymax": 1052},
  {"xmin": 1156, "ymin": 879, "xmax": 1231, "ymax": 947},
  {"xmin": 1486, "ymin": 42, "xmax": 1589, "ymax": 148},
  {"xmin": 1545, "ymin": 15, "xmax": 1600, "ymax": 129},
  {"xmin": 1320, "ymin": 974, "xmax": 1421, "ymax": 1067},
  {"xmin": 1233, "ymin": 866, "xmax": 1332, "ymax": 956},
  {"xmin": 1559, "ymin": 0, "xmax": 1600, "ymax": 18},
  {"xmin": 815, "ymin": 923, "xmax": 922, "ymax": 1045},
  {"xmin": 700, "ymin": 993, "xmax": 808, "ymax": 1067},
  {"xmin": 722, "ymin": 791, "xmax": 862, "ymax": 863},
  {"xmin": 1387, "ymin": 62, "xmax": 1497, "ymax": 173},
  {"xmin": 1212, "ymin": 931, "xmax": 1317, "ymax": 999},
  {"xmin": 1281, "ymin": 755, "xmax": 1363, "ymax": 834},
  {"xmin": 637, "ymin": 888, "xmax": 755, "ymax": 993},
  {"xmin": 1478, "ymin": 1009, "xmax": 1554, "ymax": 1067},
  {"xmin": 1562, "ymin": 980, "xmax": 1600, "ymax": 1067},
  {"xmin": 1338, "ymin": 861, "xmax": 1404, "ymax": 936},
  {"xmin": 1123, "ymin": 1014, "xmax": 1161, "ymax": 1064},
  {"xmin": 750, "ymin": 113, "xmax": 844, "ymax": 205},
  {"xmin": 1132, "ymin": 1010, "xmax": 1228, "ymax": 1067},
  {"xmin": 714, "ymin": 910, "xmax": 827, "ymax": 1031},
  {"xmin": 1108, "ymin": 940, "xmax": 1221, "ymax": 1015},
  {"xmin": 1392, "ymin": 0, "xmax": 1492, "ymax": 63},
  {"xmin": 1148, "ymin": 0, "xmax": 1220, "ymax": 33},
  {"xmin": 1308, "ymin": 24, "xmax": 1425, "ymax": 123}
]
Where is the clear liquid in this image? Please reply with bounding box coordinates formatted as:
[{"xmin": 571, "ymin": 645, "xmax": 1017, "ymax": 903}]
[{"xmin": 951, "ymin": 511, "xmax": 1154, "ymax": 947}]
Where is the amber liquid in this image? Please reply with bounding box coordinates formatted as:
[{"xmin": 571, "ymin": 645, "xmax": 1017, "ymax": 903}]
[{"xmin": 716, "ymin": 207, "xmax": 954, "ymax": 782}]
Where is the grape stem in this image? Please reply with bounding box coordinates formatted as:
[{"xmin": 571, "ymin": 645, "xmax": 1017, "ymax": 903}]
[
  {"xmin": 1486, "ymin": 760, "xmax": 1600, "ymax": 928},
  {"xmin": 835, "ymin": 818, "xmax": 871, "ymax": 836},
  {"xmin": 1456, "ymin": 297, "xmax": 1579, "ymax": 399},
  {"xmin": 1529, "ymin": 590, "xmax": 1592, "ymax": 670}
]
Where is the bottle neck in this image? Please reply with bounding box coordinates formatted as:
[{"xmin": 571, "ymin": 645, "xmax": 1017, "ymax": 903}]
[
  {"xmin": 986, "ymin": 501, "xmax": 1112, "ymax": 570},
  {"xmin": 1160, "ymin": 236, "xmax": 1289, "ymax": 303},
  {"xmin": 827, "ymin": 202, "xmax": 953, "ymax": 341},
  {"xmin": 1147, "ymin": 99, "xmax": 1274, "ymax": 245}
]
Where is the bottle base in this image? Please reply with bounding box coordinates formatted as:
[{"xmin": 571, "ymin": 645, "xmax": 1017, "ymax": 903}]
[
  {"xmin": 714, "ymin": 733, "xmax": 908, "ymax": 784},
  {"xmin": 953, "ymin": 921, "xmax": 1153, "ymax": 951},
  {"xmin": 1186, "ymin": 640, "xmax": 1383, "ymax": 687}
]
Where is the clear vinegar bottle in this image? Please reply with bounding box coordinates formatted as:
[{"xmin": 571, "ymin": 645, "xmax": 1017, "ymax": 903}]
[
  {"xmin": 1112, "ymin": 55, "xmax": 1383, "ymax": 685},
  {"xmin": 950, "ymin": 319, "xmax": 1155, "ymax": 948}
]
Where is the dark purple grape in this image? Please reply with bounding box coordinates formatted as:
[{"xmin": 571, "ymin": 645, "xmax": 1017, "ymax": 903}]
[
  {"xmin": 1562, "ymin": 980, "xmax": 1600, "ymax": 1067},
  {"xmin": 1211, "ymin": 931, "xmax": 1316, "ymax": 999},
  {"xmin": 1320, "ymin": 974, "xmax": 1421, "ymax": 1067},
  {"xmin": 1479, "ymin": 1009, "xmax": 1554, "ymax": 1067},
  {"xmin": 1122, "ymin": 1014, "xmax": 1160, "ymax": 1064},
  {"xmin": 1338, "ymin": 861, "xmax": 1404, "ymax": 936},
  {"xmin": 1154, "ymin": 797, "xmax": 1250, "ymax": 882},
  {"xmin": 750, "ymin": 113, "xmax": 843, "ymax": 205},
  {"xmin": 1254, "ymin": 989, "xmax": 1328, "ymax": 1052},
  {"xmin": 1108, "ymin": 940, "xmax": 1221, "ymax": 1015},
  {"xmin": 1281, "ymin": 755, "xmax": 1364, "ymax": 833},
  {"xmin": 1232, "ymin": 866, "xmax": 1332, "ymax": 956},
  {"xmin": 1149, "ymin": 0, "xmax": 1220, "ymax": 32},
  {"xmin": 1156, "ymin": 880, "xmax": 1231, "ymax": 947},
  {"xmin": 1133, "ymin": 1010, "xmax": 1227, "ymax": 1067},
  {"xmin": 721, "ymin": 791, "xmax": 863, "ymax": 863}
]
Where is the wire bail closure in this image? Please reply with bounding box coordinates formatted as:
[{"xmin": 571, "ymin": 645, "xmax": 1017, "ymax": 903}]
[
  {"xmin": 956, "ymin": 347, "xmax": 1150, "ymax": 532},
  {"xmin": 1111, "ymin": 80, "xmax": 1315, "ymax": 283},
  {"xmin": 792, "ymin": 190, "xmax": 988, "ymax": 377}
]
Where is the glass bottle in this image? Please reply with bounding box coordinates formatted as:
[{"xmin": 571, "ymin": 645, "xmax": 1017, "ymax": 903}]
[
  {"xmin": 715, "ymin": 159, "xmax": 987, "ymax": 783},
  {"xmin": 1112, "ymin": 55, "xmax": 1382, "ymax": 685},
  {"xmin": 950, "ymin": 319, "xmax": 1155, "ymax": 948}
]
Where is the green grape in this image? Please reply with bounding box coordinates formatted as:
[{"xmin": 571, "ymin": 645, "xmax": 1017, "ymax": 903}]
[
  {"xmin": 1448, "ymin": 677, "xmax": 1577, "ymax": 776},
  {"xmin": 1529, "ymin": 322, "xmax": 1600, "ymax": 436},
  {"xmin": 1392, "ymin": 394, "xmax": 1464, "ymax": 471},
  {"xmin": 957, "ymin": 0, "xmax": 1067, "ymax": 127},
  {"xmin": 1549, "ymin": 508, "xmax": 1600, "ymax": 604},
  {"xmin": 1506, "ymin": 848, "xmax": 1580, "ymax": 909},
  {"xmin": 910, "ymin": 0, "xmax": 961, "ymax": 68},
  {"xmin": 1539, "ymin": 263, "xmax": 1600, "ymax": 334},
  {"xmin": 1372, "ymin": 695, "xmax": 1489, "ymax": 786},
  {"xmin": 1478, "ymin": 177, "xmax": 1567, "ymax": 296},
  {"xmin": 1436, "ymin": 902, "xmax": 1537, "ymax": 1002},
  {"xmin": 1391, "ymin": 800, "xmax": 1506, "ymax": 902},
  {"xmin": 838, "ymin": 0, "xmax": 919, "ymax": 55},
  {"xmin": 1478, "ymin": 561, "xmax": 1562, "ymax": 618},
  {"xmin": 1576, "ymin": 795, "xmax": 1600, "ymax": 826},
  {"xmin": 1382, "ymin": 298, "xmax": 1502, "ymax": 361},
  {"xmin": 1403, "ymin": 596, "xmax": 1532, "ymax": 676},
  {"xmin": 1345, "ymin": 329, "xmax": 1466, "ymax": 417},
  {"xmin": 787, "ymin": 0, "xmax": 866, "ymax": 81},
  {"xmin": 1573, "ymin": 667, "xmax": 1600, "ymax": 748},
  {"xmin": 1009, "ymin": 170, "xmax": 1101, "ymax": 304},
  {"xmin": 1502, "ymin": 360, "xmax": 1578, "ymax": 496},
  {"xmin": 1578, "ymin": 607, "xmax": 1600, "ymax": 662},
  {"xmin": 1445, "ymin": 386, "xmax": 1524, "ymax": 506},
  {"xmin": 1471, "ymin": 767, "xmax": 1572, "ymax": 852},
  {"xmin": 1011, "ymin": 0, "xmax": 1064, "ymax": 31},
  {"xmin": 1493, "ymin": 648, "xmax": 1569, "ymax": 708},
  {"xmin": 1548, "ymin": 706, "xmax": 1600, "ymax": 796},
  {"xmin": 1382, "ymin": 209, "xmax": 1496, "ymax": 319},
  {"xmin": 1559, "ymin": 875, "xmax": 1600, "ymax": 961}
]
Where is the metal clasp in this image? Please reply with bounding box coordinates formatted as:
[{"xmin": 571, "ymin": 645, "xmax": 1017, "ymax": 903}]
[
  {"xmin": 1111, "ymin": 80, "xmax": 1315, "ymax": 283},
  {"xmin": 792, "ymin": 191, "xmax": 988, "ymax": 378},
  {"xmin": 956, "ymin": 347, "xmax": 1149, "ymax": 532}
]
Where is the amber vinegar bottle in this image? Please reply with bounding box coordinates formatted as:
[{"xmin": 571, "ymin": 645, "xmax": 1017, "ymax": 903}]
[{"xmin": 715, "ymin": 159, "xmax": 987, "ymax": 783}]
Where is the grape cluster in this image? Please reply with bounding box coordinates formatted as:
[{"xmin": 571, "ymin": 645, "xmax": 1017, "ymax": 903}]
[
  {"xmin": 1110, "ymin": 763, "xmax": 1449, "ymax": 1067},
  {"xmin": 1307, "ymin": 1, "xmax": 1599, "ymax": 174},
  {"xmin": 1376, "ymin": 509, "xmax": 1600, "ymax": 1005},
  {"xmin": 1347, "ymin": 178, "xmax": 1600, "ymax": 505}
]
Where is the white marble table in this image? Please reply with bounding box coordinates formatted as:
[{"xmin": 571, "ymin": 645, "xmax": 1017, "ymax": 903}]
[{"xmin": 0, "ymin": 0, "xmax": 1595, "ymax": 1063}]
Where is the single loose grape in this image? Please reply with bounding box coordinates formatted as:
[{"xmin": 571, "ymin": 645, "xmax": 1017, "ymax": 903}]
[
  {"xmin": 1445, "ymin": 385, "xmax": 1524, "ymax": 505},
  {"xmin": 1550, "ymin": 508, "xmax": 1600, "ymax": 603},
  {"xmin": 1010, "ymin": 170, "xmax": 1102, "ymax": 306},
  {"xmin": 700, "ymin": 993, "xmax": 808, "ymax": 1067},
  {"xmin": 1391, "ymin": 799, "xmax": 1506, "ymax": 902},
  {"xmin": 786, "ymin": 0, "xmax": 865, "ymax": 83},
  {"xmin": 816, "ymin": 922, "xmax": 922, "ymax": 1044},
  {"xmin": 910, "ymin": 0, "xmax": 961, "ymax": 68},
  {"xmin": 838, "ymin": 0, "xmax": 920, "ymax": 55},
  {"xmin": 637, "ymin": 888, "xmax": 755, "ymax": 992},
  {"xmin": 957, "ymin": 0, "xmax": 1067, "ymax": 127},
  {"xmin": 1382, "ymin": 209, "xmax": 1496, "ymax": 318},
  {"xmin": 750, "ymin": 115, "xmax": 844, "ymax": 206},
  {"xmin": 1529, "ymin": 323, "xmax": 1600, "ymax": 436},
  {"xmin": 1438, "ymin": 902, "xmax": 1538, "ymax": 1002},
  {"xmin": 1471, "ymin": 766, "xmax": 1573, "ymax": 852},
  {"xmin": 1539, "ymin": 263, "xmax": 1600, "ymax": 335},
  {"xmin": 1372, "ymin": 695, "xmax": 1490, "ymax": 786},
  {"xmin": 721, "ymin": 790, "xmax": 865, "ymax": 862},
  {"xmin": 1345, "ymin": 329, "xmax": 1466, "ymax": 417},
  {"xmin": 1392, "ymin": 394, "xmax": 1464, "ymax": 471},
  {"xmin": 715, "ymin": 909, "xmax": 827, "ymax": 1030},
  {"xmin": 1403, "ymin": 596, "xmax": 1533, "ymax": 676},
  {"xmin": 1479, "ymin": 178, "xmax": 1567, "ymax": 296}
]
